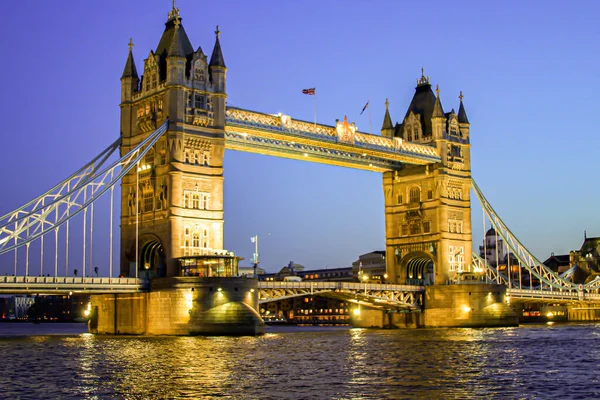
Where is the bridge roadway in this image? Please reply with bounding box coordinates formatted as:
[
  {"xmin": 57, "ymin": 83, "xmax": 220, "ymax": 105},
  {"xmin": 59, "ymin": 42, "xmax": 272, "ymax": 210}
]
[
  {"xmin": 2, "ymin": 277, "xmax": 599, "ymax": 307},
  {"xmin": 225, "ymin": 107, "xmax": 441, "ymax": 172}
]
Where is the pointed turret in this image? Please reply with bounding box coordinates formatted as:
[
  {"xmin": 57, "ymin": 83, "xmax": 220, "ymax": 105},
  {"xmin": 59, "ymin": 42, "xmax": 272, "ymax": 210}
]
[
  {"xmin": 381, "ymin": 98, "xmax": 394, "ymax": 138},
  {"xmin": 209, "ymin": 26, "xmax": 226, "ymax": 68},
  {"xmin": 121, "ymin": 38, "xmax": 139, "ymax": 80},
  {"xmin": 432, "ymin": 85, "xmax": 444, "ymax": 118},
  {"xmin": 155, "ymin": 3, "xmax": 194, "ymax": 81},
  {"xmin": 458, "ymin": 91, "xmax": 470, "ymax": 140},
  {"xmin": 121, "ymin": 38, "xmax": 139, "ymax": 103},
  {"xmin": 457, "ymin": 91, "xmax": 469, "ymax": 124}
]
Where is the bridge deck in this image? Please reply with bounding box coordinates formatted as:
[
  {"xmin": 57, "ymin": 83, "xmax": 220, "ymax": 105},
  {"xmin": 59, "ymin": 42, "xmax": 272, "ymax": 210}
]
[
  {"xmin": 0, "ymin": 276, "xmax": 147, "ymax": 294},
  {"xmin": 225, "ymin": 107, "xmax": 441, "ymax": 172}
]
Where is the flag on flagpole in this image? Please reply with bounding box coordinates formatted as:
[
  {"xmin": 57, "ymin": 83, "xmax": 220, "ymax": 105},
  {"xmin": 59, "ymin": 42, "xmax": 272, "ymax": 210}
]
[
  {"xmin": 302, "ymin": 87, "xmax": 316, "ymax": 95},
  {"xmin": 360, "ymin": 101, "xmax": 370, "ymax": 115},
  {"xmin": 250, "ymin": 236, "xmax": 256, "ymax": 243}
]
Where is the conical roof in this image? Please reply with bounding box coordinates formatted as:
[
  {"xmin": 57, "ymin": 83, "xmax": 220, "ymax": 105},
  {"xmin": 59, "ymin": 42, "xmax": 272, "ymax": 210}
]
[
  {"xmin": 381, "ymin": 99, "xmax": 394, "ymax": 131},
  {"xmin": 458, "ymin": 92, "xmax": 469, "ymax": 124},
  {"xmin": 155, "ymin": 11, "xmax": 194, "ymax": 80},
  {"xmin": 432, "ymin": 85, "xmax": 445, "ymax": 118},
  {"xmin": 209, "ymin": 26, "xmax": 226, "ymax": 68},
  {"xmin": 121, "ymin": 45, "xmax": 138, "ymax": 80},
  {"xmin": 404, "ymin": 82, "xmax": 436, "ymax": 136}
]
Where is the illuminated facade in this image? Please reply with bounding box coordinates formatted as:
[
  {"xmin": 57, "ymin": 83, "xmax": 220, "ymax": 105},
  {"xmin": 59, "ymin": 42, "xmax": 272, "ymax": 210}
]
[
  {"xmin": 119, "ymin": 5, "xmax": 228, "ymax": 277},
  {"xmin": 382, "ymin": 72, "xmax": 473, "ymax": 285}
]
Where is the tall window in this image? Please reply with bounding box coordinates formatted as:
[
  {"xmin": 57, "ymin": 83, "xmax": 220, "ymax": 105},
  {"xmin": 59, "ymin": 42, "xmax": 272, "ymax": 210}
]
[
  {"xmin": 406, "ymin": 126, "xmax": 413, "ymax": 141},
  {"xmin": 203, "ymin": 151, "xmax": 210, "ymax": 166},
  {"xmin": 409, "ymin": 187, "xmax": 421, "ymax": 203},
  {"xmin": 143, "ymin": 192, "xmax": 153, "ymax": 213},
  {"xmin": 192, "ymin": 231, "xmax": 200, "ymax": 248},
  {"xmin": 202, "ymin": 228, "xmax": 209, "ymax": 248},
  {"xmin": 183, "ymin": 227, "xmax": 191, "ymax": 256},
  {"xmin": 423, "ymin": 221, "xmax": 431, "ymax": 233},
  {"xmin": 184, "ymin": 149, "xmax": 191, "ymax": 163},
  {"xmin": 201, "ymin": 193, "xmax": 210, "ymax": 210},
  {"xmin": 183, "ymin": 192, "xmax": 190, "ymax": 208},
  {"xmin": 192, "ymin": 193, "xmax": 200, "ymax": 209}
]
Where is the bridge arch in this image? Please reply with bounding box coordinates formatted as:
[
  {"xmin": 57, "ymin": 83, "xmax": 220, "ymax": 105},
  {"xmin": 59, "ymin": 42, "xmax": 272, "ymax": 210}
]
[
  {"xmin": 398, "ymin": 251, "xmax": 434, "ymax": 285},
  {"xmin": 138, "ymin": 234, "xmax": 166, "ymax": 278}
]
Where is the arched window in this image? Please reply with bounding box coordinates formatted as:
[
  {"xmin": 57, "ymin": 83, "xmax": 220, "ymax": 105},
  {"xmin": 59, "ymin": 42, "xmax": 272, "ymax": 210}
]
[
  {"xmin": 409, "ymin": 186, "xmax": 421, "ymax": 203},
  {"xmin": 192, "ymin": 232, "xmax": 200, "ymax": 248}
]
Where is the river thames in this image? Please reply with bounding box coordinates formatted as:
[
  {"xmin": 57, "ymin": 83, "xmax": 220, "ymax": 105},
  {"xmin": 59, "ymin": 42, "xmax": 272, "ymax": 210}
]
[{"xmin": 0, "ymin": 323, "xmax": 598, "ymax": 399}]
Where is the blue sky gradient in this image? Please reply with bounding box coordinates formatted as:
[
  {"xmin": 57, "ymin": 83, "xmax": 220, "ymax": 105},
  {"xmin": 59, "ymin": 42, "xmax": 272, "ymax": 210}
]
[{"xmin": 1, "ymin": 1, "xmax": 599, "ymax": 274}]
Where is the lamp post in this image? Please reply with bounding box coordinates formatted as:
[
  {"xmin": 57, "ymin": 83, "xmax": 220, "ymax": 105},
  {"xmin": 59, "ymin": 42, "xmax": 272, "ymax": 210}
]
[
  {"xmin": 362, "ymin": 273, "xmax": 369, "ymax": 294},
  {"xmin": 251, "ymin": 235, "xmax": 259, "ymax": 278}
]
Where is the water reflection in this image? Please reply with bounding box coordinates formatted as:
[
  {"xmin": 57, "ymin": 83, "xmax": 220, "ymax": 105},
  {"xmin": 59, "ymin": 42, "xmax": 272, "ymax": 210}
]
[{"xmin": 1, "ymin": 324, "xmax": 600, "ymax": 399}]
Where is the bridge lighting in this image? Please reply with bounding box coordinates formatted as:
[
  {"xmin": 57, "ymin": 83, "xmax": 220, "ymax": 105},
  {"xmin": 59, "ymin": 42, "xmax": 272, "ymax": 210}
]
[
  {"xmin": 353, "ymin": 308, "xmax": 361, "ymax": 316},
  {"xmin": 303, "ymin": 153, "xmax": 308, "ymax": 157},
  {"xmin": 250, "ymin": 288, "xmax": 255, "ymax": 293},
  {"xmin": 83, "ymin": 302, "xmax": 92, "ymax": 317},
  {"xmin": 217, "ymin": 287, "xmax": 222, "ymax": 292},
  {"xmin": 362, "ymin": 274, "xmax": 369, "ymax": 282},
  {"xmin": 462, "ymin": 305, "xmax": 471, "ymax": 313},
  {"xmin": 546, "ymin": 311, "xmax": 554, "ymax": 318}
]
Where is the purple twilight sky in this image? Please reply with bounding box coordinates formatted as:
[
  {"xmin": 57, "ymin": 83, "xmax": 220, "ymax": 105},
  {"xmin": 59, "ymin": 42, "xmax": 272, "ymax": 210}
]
[{"xmin": 1, "ymin": 1, "xmax": 599, "ymax": 274}]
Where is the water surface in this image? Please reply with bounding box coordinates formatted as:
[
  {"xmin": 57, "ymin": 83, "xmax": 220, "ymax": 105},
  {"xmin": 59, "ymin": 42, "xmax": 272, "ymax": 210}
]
[{"xmin": 0, "ymin": 323, "xmax": 598, "ymax": 399}]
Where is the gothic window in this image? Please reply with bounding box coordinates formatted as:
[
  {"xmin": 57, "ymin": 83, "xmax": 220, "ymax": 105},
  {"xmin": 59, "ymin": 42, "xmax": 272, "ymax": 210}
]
[
  {"xmin": 423, "ymin": 221, "xmax": 431, "ymax": 233},
  {"xmin": 192, "ymin": 193, "xmax": 200, "ymax": 209},
  {"xmin": 151, "ymin": 74, "xmax": 157, "ymax": 89},
  {"xmin": 183, "ymin": 226, "xmax": 191, "ymax": 256},
  {"xmin": 401, "ymin": 225, "xmax": 408, "ymax": 236},
  {"xmin": 201, "ymin": 193, "xmax": 210, "ymax": 210},
  {"xmin": 193, "ymin": 151, "xmax": 200, "ymax": 164},
  {"xmin": 143, "ymin": 191, "xmax": 153, "ymax": 213},
  {"xmin": 186, "ymin": 92, "xmax": 193, "ymax": 108},
  {"xmin": 203, "ymin": 151, "xmax": 210, "ymax": 166},
  {"xmin": 145, "ymin": 77, "xmax": 150, "ymax": 91},
  {"xmin": 427, "ymin": 190, "xmax": 433, "ymax": 200},
  {"xmin": 183, "ymin": 192, "xmax": 190, "ymax": 208},
  {"xmin": 145, "ymin": 149, "xmax": 155, "ymax": 167},
  {"xmin": 201, "ymin": 228, "xmax": 209, "ymax": 248},
  {"xmin": 195, "ymin": 94, "xmax": 204, "ymax": 109},
  {"xmin": 449, "ymin": 145, "xmax": 462, "ymax": 160},
  {"xmin": 184, "ymin": 149, "xmax": 191, "ymax": 163},
  {"xmin": 192, "ymin": 231, "xmax": 200, "ymax": 248},
  {"xmin": 409, "ymin": 222, "xmax": 421, "ymax": 235},
  {"xmin": 409, "ymin": 187, "xmax": 421, "ymax": 203},
  {"xmin": 413, "ymin": 123, "xmax": 420, "ymax": 140},
  {"xmin": 406, "ymin": 126, "xmax": 413, "ymax": 141},
  {"xmin": 397, "ymin": 194, "xmax": 403, "ymax": 204}
]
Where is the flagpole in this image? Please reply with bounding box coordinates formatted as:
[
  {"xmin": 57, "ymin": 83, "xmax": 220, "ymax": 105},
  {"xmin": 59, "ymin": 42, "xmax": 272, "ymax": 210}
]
[
  {"xmin": 313, "ymin": 89, "xmax": 317, "ymax": 127},
  {"xmin": 369, "ymin": 105, "xmax": 372, "ymax": 134}
]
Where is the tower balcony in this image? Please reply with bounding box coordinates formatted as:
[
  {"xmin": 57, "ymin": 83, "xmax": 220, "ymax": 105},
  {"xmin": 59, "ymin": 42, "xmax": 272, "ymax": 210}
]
[{"xmin": 186, "ymin": 108, "xmax": 214, "ymax": 127}]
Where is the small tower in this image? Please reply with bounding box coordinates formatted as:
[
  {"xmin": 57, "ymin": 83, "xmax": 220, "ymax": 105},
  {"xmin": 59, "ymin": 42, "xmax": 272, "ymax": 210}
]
[
  {"xmin": 457, "ymin": 91, "xmax": 470, "ymax": 139},
  {"xmin": 380, "ymin": 98, "xmax": 395, "ymax": 139},
  {"xmin": 431, "ymin": 85, "xmax": 445, "ymax": 140},
  {"xmin": 209, "ymin": 25, "xmax": 227, "ymax": 127}
]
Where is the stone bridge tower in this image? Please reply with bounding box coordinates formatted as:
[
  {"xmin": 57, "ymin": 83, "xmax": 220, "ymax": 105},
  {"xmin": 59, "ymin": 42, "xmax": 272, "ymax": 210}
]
[
  {"xmin": 381, "ymin": 70, "xmax": 472, "ymax": 285},
  {"xmin": 119, "ymin": 4, "xmax": 227, "ymax": 277}
]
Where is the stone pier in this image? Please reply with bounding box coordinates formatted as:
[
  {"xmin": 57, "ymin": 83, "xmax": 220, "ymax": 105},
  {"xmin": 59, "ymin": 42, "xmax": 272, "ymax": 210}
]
[{"xmin": 89, "ymin": 277, "xmax": 264, "ymax": 335}]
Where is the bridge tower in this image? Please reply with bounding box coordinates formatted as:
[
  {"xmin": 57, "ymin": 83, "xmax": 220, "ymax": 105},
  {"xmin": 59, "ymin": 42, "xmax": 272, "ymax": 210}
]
[
  {"xmin": 119, "ymin": 4, "xmax": 227, "ymax": 277},
  {"xmin": 382, "ymin": 71, "xmax": 472, "ymax": 285}
]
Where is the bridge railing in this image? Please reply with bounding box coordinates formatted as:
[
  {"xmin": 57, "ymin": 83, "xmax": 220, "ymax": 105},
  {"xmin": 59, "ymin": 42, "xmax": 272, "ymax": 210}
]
[
  {"xmin": 258, "ymin": 281, "xmax": 424, "ymax": 292},
  {"xmin": 0, "ymin": 276, "xmax": 143, "ymax": 285}
]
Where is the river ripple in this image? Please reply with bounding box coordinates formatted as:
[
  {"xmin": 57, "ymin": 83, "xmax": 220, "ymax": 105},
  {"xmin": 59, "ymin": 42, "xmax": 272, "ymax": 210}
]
[{"xmin": 0, "ymin": 323, "xmax": 599, "ymax": 399}]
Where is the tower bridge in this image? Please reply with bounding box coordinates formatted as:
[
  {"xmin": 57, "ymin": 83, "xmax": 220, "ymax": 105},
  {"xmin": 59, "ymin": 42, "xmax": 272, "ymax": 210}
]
[{"xmin": 1, "ymin": 4, "xmax": 599, "ymax": 333}]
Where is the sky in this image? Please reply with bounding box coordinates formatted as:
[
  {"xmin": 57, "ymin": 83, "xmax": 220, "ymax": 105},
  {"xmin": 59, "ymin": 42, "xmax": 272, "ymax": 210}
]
[{"xmin": 1, "ymin": 1, "xmax": 599, "ymax": 274}]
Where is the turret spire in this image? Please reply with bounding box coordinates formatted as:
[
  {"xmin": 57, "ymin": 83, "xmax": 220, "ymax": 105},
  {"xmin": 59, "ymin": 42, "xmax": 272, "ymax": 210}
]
[
  {"xmin": 432, "ymin": 84, "xmax": 444, "ymax": 118},
  {"xmin": 417, "ymin": 67, "xmax": 430, "ymax": 86},
  {"xmin": 381, "ymin": 98, "xmax": 394, "ymax": 132},
  {"xmin": 209, "ymin": 25, "xmax": 226, "ymax": 68},
  {"xmin": 168, "ymin": 0, "xmax": 180, "ymax": 21},
  {"xmin": 121, "ymin": 38, "xmax": 139, "ymax": 80},
  {"xmin": 457, "ymin": 91, "xmax": 469, "ymax": 124}
]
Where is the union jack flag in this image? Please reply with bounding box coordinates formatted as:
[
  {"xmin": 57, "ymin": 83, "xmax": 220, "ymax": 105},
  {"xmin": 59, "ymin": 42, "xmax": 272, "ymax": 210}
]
[{"xmin": 302, "ymin": 88, "xmax": 316, "ymax": 95}]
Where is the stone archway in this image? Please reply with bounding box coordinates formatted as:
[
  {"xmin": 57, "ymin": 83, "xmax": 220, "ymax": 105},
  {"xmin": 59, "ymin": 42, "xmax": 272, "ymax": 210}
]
[
  {"xmin": 139, "ymin": 235, "xmax": 166, "ymax": 279},
  {"xmin": 399, "ymin": 251, "xmax": 435, "ymax": 285}
]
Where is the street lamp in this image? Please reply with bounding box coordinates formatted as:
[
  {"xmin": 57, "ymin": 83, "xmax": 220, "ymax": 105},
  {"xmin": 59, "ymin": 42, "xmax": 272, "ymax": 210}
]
[
  {"xmin": 362, "ymin": 273, "xmax": 368, "ymax": 294},
  {"xmin": 251, "ymin": 235, "xmax": 259, "ymax": 277}
]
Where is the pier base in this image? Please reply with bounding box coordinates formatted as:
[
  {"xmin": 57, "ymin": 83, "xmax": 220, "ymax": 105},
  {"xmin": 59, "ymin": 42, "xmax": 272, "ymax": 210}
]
[
  {"xmin": 89, "ymin": 277, "xmax": 264, "ymax": 336},
  {"xmin": 350, "ymin": 284, "xmax": 518, "ymax": 329}
]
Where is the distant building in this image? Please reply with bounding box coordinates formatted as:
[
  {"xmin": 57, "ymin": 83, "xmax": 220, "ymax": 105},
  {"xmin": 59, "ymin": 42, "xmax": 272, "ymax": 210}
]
[
  {"xmin": 543, "ymin": 253, "xmax": 571, "ymax": 274},
  {"xmin": 479, "ymin": 228, "xmax": 507, "ymax": 268},
  {"xmin": 298, "ymin": 267, "xmax": 353, "ymax": 282},
  {"xmin": 258, "ymin": 261, "xmax": 305, "ymax": 281},
  {"xmin": 569, "ymin": 235, "xmax": 600, "ymax": 283},
  {"xmin": 238, "ymin": 265, "xmax": 265, "ymax": 277},
  {"xmin": 352, "ymin": 251, "xmax": 388, "ymax": 283}
]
